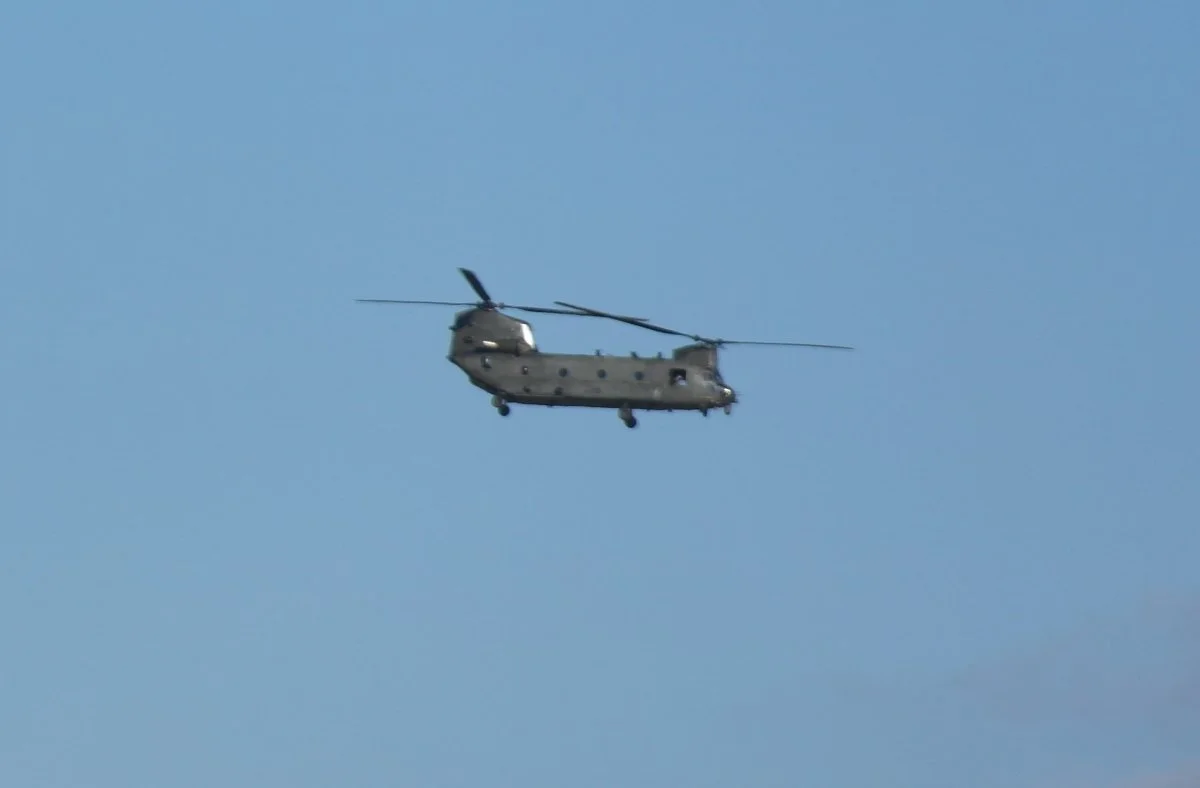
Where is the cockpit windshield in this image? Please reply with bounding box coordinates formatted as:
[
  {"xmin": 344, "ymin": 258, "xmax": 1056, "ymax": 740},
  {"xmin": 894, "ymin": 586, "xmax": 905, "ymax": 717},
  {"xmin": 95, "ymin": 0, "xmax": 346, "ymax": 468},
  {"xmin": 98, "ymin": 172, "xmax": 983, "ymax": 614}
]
[{"xmin": 519, "ymin": 321, "xmax": 536, "ymax": 350}]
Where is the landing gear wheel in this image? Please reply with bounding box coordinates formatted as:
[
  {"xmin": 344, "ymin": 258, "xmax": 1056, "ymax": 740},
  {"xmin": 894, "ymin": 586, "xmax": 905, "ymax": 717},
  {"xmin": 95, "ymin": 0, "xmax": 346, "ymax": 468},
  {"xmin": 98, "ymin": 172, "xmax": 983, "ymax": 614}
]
[
  {"xmin": 492, "ymin": 395, "xmax": 510, "ymax": 417},
  {"xmin": 498, "ymin": 404, "xmax": 510, "ymax": 417},
  {"xmin": 619, "ymin": 406, "xmax": 637, "ymax": 429},
  {"xmin": 723, "ymin": 404, "xmax": 733, "ymax": 415}
]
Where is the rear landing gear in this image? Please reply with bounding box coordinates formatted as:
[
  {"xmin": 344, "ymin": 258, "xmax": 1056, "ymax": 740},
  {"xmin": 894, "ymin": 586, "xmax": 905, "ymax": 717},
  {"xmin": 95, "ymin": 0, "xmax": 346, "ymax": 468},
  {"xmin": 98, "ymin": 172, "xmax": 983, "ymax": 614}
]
[
  {"xmin": 619, "ymin": 405, "xmax": 637, "ymax": 429},
  {"xmin": 491, "ymin": 395, "xmax": 510, "ymax": 417}
]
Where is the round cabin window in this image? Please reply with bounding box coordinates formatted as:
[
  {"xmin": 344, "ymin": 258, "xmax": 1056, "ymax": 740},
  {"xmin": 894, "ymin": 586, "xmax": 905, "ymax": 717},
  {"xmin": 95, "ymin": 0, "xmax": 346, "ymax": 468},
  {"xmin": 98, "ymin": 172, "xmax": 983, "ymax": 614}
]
[
  {"xmin": 558, "ymin": 368, "xmax": 568, "ymax": 377},
  {"xmin": 597, "ymin": 369, "xmax": 606, "ymax": 378},
  {"xmin": 634, "ymin": 370, "xmax": 644, "ymax": 380}
]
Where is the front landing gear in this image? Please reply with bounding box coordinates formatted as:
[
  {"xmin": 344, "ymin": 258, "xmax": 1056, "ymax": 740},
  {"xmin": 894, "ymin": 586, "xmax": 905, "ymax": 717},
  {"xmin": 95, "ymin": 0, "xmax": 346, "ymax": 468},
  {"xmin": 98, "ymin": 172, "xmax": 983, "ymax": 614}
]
[
  {"xmin": 618, "ymin": 405, "xmax": 637, "ymax": 429},
  {"xmin": 491, "ymin": 394, "xmax": 510, "ymax": 417}
]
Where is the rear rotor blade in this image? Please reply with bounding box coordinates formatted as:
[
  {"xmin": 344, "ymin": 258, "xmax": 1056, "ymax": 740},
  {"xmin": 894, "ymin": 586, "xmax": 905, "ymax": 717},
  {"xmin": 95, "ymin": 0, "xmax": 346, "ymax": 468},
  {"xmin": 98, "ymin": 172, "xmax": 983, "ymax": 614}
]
[
  {"xmin": 458, "ymin": 268, "xmax": 492, "ymax": 304},
  {"xmin": 554, "ymin": 301, "xmax": 853, "ymax": 349}
]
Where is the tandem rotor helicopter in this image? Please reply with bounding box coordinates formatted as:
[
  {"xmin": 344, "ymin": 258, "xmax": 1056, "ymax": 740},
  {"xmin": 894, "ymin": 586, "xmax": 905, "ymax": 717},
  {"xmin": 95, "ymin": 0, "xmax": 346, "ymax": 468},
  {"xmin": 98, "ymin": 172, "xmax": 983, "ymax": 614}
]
[{"xmin": 357, "ymin": 268, "xmax": 853, "ymax": 428}]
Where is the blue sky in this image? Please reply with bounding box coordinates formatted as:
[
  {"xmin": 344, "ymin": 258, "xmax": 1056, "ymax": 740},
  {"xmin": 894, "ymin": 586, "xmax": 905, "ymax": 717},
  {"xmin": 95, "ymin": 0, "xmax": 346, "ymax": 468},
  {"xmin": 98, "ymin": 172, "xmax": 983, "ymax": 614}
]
[{"xmin": 3, "ymin": 2, "xmax": 1198, "ymax": 786}]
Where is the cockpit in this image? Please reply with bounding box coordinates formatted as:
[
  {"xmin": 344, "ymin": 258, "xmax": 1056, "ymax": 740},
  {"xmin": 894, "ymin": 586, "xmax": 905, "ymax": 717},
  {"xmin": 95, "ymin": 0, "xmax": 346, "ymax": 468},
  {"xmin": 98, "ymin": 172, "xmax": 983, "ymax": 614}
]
[
  {"xmin": 700, "ymin": 369, "xmax": 735, "ymax": 402},
  {"xmin": 450, "ymin": 308, "xmax": 538, "ymax": 355},
  {"xmin": 517, "ymin": 321, "xmax": 536, "ymax": 350}
]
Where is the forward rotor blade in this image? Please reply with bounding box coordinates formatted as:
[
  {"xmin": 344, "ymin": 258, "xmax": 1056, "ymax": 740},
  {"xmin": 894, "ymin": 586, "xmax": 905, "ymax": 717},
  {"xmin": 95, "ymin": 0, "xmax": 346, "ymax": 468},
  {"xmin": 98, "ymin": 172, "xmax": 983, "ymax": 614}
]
[
  {"xmin": 505, "ymin": 304, "xmax": 581, "ymax": 314},
  {"xmin": 458, "ymin": 268, "xmax": 492, "ymax": 303},
  {"xmin": 355, "ymin": 298, "xmax": 648, "ymax": 320},
  {"xmin": 504, "ymin": 303, "xmax": 647, "ymax": 318},
  {"xmin": 505, "ymin": 304, "xmax": 613, "ymax": 316},
  {"xmin": 356, "ymin": 299, "xmax": 476, "ymax": 306},
  {"xmin": 554, "ymin": 301, "xmax": 689, "ymax": 338},
  {"xmin": 716, "ymin": 339, "xmax": 855, "ymax": 350}
]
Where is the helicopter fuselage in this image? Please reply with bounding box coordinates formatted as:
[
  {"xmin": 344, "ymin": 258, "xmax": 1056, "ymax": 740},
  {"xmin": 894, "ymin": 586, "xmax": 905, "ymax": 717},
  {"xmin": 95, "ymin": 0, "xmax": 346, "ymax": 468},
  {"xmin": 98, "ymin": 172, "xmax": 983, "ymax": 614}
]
[
  {"xmin": 447, "ymin": 307, "xmax": 736, "ymax": 418},
  {"xmin": 358, "ymin": 267, "xmax": 849, "ymax": 428}
]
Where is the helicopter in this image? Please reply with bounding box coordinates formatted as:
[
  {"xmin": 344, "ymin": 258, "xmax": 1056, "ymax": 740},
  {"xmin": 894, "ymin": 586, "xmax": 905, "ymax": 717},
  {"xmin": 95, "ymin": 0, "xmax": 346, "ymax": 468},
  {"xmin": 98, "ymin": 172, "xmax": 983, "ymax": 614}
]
[{"xmin": 357, "ymin": 268, "xmax": 853, "ymax": 428}]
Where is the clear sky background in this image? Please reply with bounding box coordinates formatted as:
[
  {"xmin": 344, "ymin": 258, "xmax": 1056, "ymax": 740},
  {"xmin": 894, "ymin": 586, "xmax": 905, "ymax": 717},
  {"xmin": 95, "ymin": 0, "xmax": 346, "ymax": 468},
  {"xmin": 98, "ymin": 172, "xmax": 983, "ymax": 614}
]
[{"xmin": 3, "ymin": 2, "xmax": 1198, "ymax": 786}]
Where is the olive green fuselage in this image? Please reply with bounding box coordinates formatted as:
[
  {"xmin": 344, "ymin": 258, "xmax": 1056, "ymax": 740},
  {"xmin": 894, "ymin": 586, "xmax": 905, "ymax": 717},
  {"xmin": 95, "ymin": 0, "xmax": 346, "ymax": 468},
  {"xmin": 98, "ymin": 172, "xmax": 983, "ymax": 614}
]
[{"xmin": 447, "ymin": 307, "xmax": 735, "ymax": 413}]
